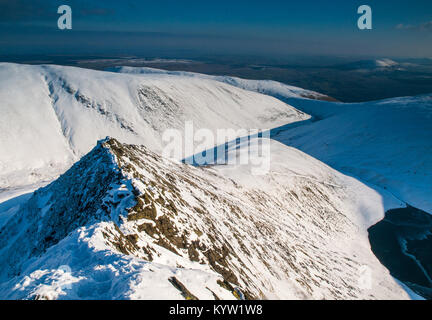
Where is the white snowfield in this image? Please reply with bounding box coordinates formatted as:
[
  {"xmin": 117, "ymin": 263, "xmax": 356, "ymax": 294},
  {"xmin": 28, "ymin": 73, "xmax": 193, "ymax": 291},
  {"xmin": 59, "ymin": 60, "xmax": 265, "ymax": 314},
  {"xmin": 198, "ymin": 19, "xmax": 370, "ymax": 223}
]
[
  {"xmin": 108, "ymin": 66, "xmax": 335, "ymax": 101},
  {"xmin": 0, "ymin": 63, "xmax": 430, "ymax": 300},
  {"xmin": 0, "ymin": 63, "xmax": 307, "ymax": 193}
]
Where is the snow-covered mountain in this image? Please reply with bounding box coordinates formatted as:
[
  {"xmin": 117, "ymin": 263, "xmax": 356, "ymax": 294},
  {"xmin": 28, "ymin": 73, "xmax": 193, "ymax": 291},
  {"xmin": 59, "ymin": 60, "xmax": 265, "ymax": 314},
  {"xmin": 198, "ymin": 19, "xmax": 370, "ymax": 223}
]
[
  {"xmin": 0, "ymin": 63, "xmax": 430, "ymax": 300},
  {"xmin": 0, "ymin": 63, "xmax": 307, "ymax": 193},
  {"xmin": 107, "ymin": 66, "xmax": 336, "ymax": 101},
  {"xmin": 109, "ymin": 66, "xmax": 432, "ymax": 215},
  {"xmin": 335, "ymin": 59, "xmax": 401, "ymax": 71},
  {"xmin": 0, "ymin": 138, "xmax": 409, "ymax": 300}
]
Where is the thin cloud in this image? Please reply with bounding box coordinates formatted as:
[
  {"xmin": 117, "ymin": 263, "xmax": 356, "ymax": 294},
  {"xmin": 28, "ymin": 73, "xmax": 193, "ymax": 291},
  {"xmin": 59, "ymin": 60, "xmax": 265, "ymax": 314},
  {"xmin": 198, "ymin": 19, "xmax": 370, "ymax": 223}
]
[
  {"xmin": 0, "ymin": 0, "xmax": 56, "ymax": 22},
  {"xmin": 396, "ymin": 21, "xmax": 432, "ymax": 31},
  {"xmin": 79, "ymin": 8, "xmax": 114, "ymax": 17}
]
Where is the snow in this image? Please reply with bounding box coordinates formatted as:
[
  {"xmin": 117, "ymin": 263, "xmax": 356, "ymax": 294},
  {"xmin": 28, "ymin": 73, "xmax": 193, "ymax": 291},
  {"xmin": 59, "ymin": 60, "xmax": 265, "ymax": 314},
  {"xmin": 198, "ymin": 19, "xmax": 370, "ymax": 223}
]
[
  {"xmin": 0, "ymin": 63, "xmax": 430, "ymax": 300},
  {"xmin": 375, "ymin": 59, "xmax": 398, "ymax": 68},
  {"xmin": 108, "ymin": 66, "xmax": 334, "ymax": 101},
  {"xmin": 336, "ymin": 59, "xmax": 402, "ymax": 71},
  {"xmin": 0, "ymin": 138, "xmax": 411, "ymax": 300},
  {"xmin": 1, "ymin": 223, "xmax": 234, "ymax": 300},
  {"xmin": 120, "ymin": 66, "xmax": 431, "ymax": 214},
  {"xmin": 273, "ymin": 95, "xmax": 432, "ymax": 214},
  {"xmin": 214, "ymin": 138, "xmax": 405, "ymax": 230},
  {"xmin": 115, "ymin": 65, "xmax": 432, "ymax": 214},
  {"xmin": 0, "ymin": 63, "xmax": 306, "ymax": 191}
]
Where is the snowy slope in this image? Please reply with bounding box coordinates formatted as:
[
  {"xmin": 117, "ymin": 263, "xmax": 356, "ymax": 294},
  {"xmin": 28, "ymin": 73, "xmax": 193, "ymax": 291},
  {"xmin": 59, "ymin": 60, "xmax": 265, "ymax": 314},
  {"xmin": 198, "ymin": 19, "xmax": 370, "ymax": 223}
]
[
  {"xmin": 272, "ymin": 95, "xmax": 432, "ymax": 214},
  {"xmin": 0, "ymin": 138, "xmax": 409, "ymax": 300},
  {"xmin": 107, "ymin": 66, "xmax": 336, "ymax": 101},
  {"xmin": 0, "ymin": 63, "xmax": 307, "ymax": 191}
]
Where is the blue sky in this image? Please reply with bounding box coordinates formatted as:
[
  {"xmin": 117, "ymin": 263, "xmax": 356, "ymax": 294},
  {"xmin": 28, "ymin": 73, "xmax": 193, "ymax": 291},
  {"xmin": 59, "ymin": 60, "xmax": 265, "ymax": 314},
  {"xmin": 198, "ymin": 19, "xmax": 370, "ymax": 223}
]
[{"xmin": 0, "ymin": 0, "xmax": 431, "ymax": 58}]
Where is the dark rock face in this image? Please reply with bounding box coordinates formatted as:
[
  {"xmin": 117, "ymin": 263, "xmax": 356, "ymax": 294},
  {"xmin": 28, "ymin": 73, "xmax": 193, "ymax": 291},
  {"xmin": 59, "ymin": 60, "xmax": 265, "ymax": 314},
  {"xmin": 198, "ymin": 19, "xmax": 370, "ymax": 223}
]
[{"xmin": 368, "ymin": 206, "xmax": 432, "ymax": 299}]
